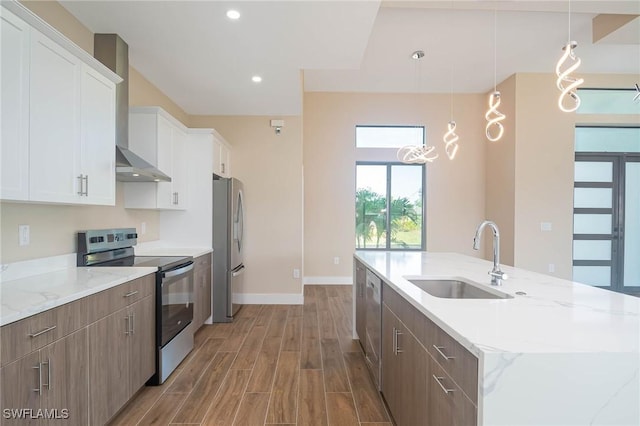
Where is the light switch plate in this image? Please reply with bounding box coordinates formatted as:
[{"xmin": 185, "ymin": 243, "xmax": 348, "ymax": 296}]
[
  {"xmin": 19, "ymin": 225, "xmax": 30, "ymax": 246},
  {"xmin": 540, "ymin": 222, "xmax": 552, "ymax": 231}
]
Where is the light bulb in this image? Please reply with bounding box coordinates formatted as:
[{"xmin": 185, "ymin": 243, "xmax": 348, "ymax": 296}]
[
  {"xmin": 485, "ymin": 91, "xmax": 505, "ymax": 142},
  {"xmin": 555, "ymin": 41, "xmax": 584, "ymax": 113},
  {"xmin": 443, "ymin": 121, "xmax": 459, "ymax": 160}
]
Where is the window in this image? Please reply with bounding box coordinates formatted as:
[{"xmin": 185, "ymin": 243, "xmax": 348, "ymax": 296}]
[
  {"xmin": 355, "ymin": 163, "xmax": 425, "ymax": 250},
  {"xmin": 576, "ymin": 89, "xmax": 640, "ymax": 115},
  {"xmin": 355, "ymin": 125, "xmax": 424, "ymax": 148}
]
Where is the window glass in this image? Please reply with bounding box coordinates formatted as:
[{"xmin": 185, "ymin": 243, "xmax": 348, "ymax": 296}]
[
  {"xmin": 573, "ymin": 188, "xmax": 612, "ymax": 209},
  {"xmin": 576, "ymin": 89, "xmax": 640, "ymax": 115},
  {"xmin": 575, "ymin": 127, "xmax": 640, "ymax": 153},
  {"xmin": 356, "ymin": 126, "xmax": 424, "ymax": 149},
  {"xmin": 356, "ymin": 163, "xmax": 424, "ymax": 250},
  {"xmin": 573, "ymin": 240, "xmax": 612, "ymax": 261},
  {"xmin": 574, "ymin": 161, "xmax": 612, "ymax": 183},
  {"xmin": 573, "ymin": 214, "xmax": 612, "ymax": 235},
  {"xmin": 573, "ymin": 266, "xmax": 611, "ymax": 287},
  {"xmin": 624, "ymin": 162, "xmax": 640, "ymax": 287}
]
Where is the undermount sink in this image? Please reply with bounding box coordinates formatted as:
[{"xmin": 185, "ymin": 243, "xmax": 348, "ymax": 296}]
[{"xmin": 406, "ymin": 278, "xmax": 513, "ymax": 299}]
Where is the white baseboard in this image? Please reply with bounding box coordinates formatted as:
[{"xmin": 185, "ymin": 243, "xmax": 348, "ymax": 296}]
[
  {"xmin": 232, "ymin": 293, "xmax": 303, "ymax": 305},
  {"xmin": 303, "ymin": 276, "xmax": 353, "ymax": 285}
]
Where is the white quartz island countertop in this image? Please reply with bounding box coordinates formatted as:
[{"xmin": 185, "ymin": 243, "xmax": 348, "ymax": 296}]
[{"xmin": 355, "ymin": 251, "xmax": 640, "ymax": 426}]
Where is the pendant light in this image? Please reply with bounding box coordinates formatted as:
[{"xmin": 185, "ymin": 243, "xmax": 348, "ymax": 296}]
[
  {"xmin": 397, "ymin": 50, "xmax": 438, "ymax": 164},
  {"xmin": 443, "ymin": 6, "xmax": 459, "ymax": 159},
  {"xmin": 633, "ymin": 83, "xmax": 640, "ymax": 103},
  {"xmin": 555, "ymin": 0, "xmax": 584, "ymax": 112},
  {"xmin": 485, "ymin": 9, "xmax": 505, "ymax": 142}
]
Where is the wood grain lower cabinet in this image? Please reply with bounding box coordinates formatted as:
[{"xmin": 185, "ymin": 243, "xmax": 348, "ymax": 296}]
[
  {"xmin": 88, "ymin": 294, "xmax": 155, "ymax": 425},
  {"xmin": 193, "ymin": 253, "xmax": 212, "ymax": 331},
  {"xmin": 381, "ymin": 304, "xmax": 428, "ymax": 426},
  {"xmin": 354, "ymin": 259, "xmax": 366, "ymax": 351},
  {"xmin": 381, "ymin": 284, "xmax": 477, "ymax": 426},
  {"xmin": 0, "ymin": 329, "xmax": 88, "ymax": 426}
]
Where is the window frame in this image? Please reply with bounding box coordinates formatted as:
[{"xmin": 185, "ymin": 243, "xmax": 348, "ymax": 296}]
[
  {"xmin": 355, "ymin": 161, "xmax": 426, "ymax": 251},
  {"xmin": 355, "ymin": 125, "xmax": 425, "ymax": 149}
]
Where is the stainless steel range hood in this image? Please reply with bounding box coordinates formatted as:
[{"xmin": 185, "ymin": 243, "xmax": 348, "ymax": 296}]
[{"xmin": 94, "ymin": 34, "xmax": 171, "ymax": 183}]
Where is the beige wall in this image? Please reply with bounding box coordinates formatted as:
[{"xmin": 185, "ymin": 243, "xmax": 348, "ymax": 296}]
[
  {"xmin": 190, "ymin": 115, "xmax": 304, "ymax": 296},
  {"xmin": 1, "ymin": 0, "xmax": 189, "ymax": 263},
  {"xmin": 303, "ymin": 92, "xmax": 487, "ymax": 278}
]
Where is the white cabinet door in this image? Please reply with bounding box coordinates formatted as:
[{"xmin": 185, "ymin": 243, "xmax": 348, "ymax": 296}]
[
  {"xmin": 1, "ymin": 8, "xmax": 30, "ymax": 201},
  {"xmin": 28, "ymin": 29, "xmax": 81, "ymax": 204},
  {"xmin": 155, "ymin": 115, "xmax": 174, "ymax": 209},
  {"xmin": 171, "ymin": 127, "xmax": 188, "ymax": 209},
  {"xmin": 80, "ymin": 65, "xmax": 116, "ymax": 205},
  {"xmin": 212, "ymin": 137, "xmax": 231, "ymax": 178}
]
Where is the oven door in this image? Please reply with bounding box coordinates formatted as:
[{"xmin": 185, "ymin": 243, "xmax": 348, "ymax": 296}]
[{"xmin": 160, "ymin": 262, "xmax": 194, "ymax": 347}]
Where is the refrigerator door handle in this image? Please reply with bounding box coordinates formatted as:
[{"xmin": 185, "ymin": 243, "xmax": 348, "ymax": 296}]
[{"xmin": 232, "ymin": 265, "xmax": 245, "ymax": 277}]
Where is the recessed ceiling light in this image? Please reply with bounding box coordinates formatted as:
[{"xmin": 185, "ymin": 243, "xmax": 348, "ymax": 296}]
[
  {"xmin": 252, "ymin": 75, "xmax": 262, "ymax": 83},
  {"xmin": 411, "ymin": 50, "xmax": 425, "ymax": 60},
  {"xmin": 132, "ymin": 173, "xmax": 139, "ymax": 177},
  {"xmin": 226, "ymin": 10, "xmax": 240, "ymax": 20}
]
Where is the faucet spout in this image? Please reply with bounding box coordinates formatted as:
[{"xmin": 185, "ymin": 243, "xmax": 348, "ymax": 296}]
[{"xmin": 472, "ymin": 220, "xmax": 507, "ymax": 286}]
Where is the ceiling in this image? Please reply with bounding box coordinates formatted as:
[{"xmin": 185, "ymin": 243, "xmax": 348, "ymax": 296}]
[{"xmin": 60, "ymin": 1, "xmax": 640, "ymax": 116}]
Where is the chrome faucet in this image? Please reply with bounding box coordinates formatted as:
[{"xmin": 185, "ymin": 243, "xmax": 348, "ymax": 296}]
[{"xmin": 473, "ymin": 220, "xmax": 508, "ymax": 286}]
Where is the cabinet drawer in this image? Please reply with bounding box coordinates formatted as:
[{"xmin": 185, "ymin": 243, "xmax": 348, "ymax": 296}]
[
  {"xmin": 429, "ymin": 356, "xmax": 477, "ymax": 425},
  {"xmin": 426, "ymin": 320, "xmax": 478, "ymax": 402},
  {"xmin": 1, "ymin": 298, "xmax": 87, "ymax": 366},
  {"xmin": 195, "ymin": 253, "xmax": 212, "ymax": 268},
  {"xmin": 86, "ymin": 274, "xmax": 155, "ymax": 324}
]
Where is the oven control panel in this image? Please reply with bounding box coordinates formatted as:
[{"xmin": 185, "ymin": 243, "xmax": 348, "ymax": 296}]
[{"xmin": 77, "ymin": 228, "xmax": 138, "ymax": 255}]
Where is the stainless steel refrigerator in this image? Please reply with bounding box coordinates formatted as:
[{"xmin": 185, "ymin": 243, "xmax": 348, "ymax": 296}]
[{"xmin": 212, "ymin": 175, "xmax": 245, "ymax": 322}]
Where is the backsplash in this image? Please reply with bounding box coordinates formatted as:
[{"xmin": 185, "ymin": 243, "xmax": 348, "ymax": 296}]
[{"xmin": 0, "ymin": 183, "xmax": 159, "ymax": 264}]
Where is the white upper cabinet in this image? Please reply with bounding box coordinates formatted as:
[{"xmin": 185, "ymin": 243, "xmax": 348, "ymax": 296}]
[
  {"xmin": 79, "ymin": 66, "xmax": 116, "ymax": 205},
  {"xmin": 0, "ymin": 8, "xmax": 30, "ymax": 201},
  {"xmin": 124, "ymin": 107, "xmax": 188, "ymax": 210},
  {"xmin": 28, "ymin": 29, "xmax": 82, "ymax": 203},
  {"xmin": 213, "ymin": 135, "xmax": 232, "ymax": 178},
  {"xmin": 0, "ymin": 2, "xmax": 120, "ymax": 205}
]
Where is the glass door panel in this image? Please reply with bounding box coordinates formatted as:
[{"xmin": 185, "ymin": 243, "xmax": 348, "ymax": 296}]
[
  {"xmin": 356, "ymin": 165, "xmax": 388, "ymax": 249},
  {"xmin": 624, "ymin": 161, "xmax": 640, "ymax": 288},
  {"xmin": 389, "ymin": 165, "xmax": 423, "ymax": 249}
]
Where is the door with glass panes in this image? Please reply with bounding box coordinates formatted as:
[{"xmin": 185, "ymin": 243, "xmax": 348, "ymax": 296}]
[{"xmin": 573, "ymin": 153, "xmax": 640, "ymax": 294}]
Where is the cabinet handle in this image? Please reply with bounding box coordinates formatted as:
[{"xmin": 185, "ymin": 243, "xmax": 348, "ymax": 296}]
[
  {"xmin": 28, "ymin": 325, "xmax": 57, "ymax": 338},
  {"xmin": 124, "ymin": 316, "xmax": 130, "ymax": 335},
  {"xmin": 433, "ymin": 345, "xmax": 455, "ymax": 361},
  {"xmin": 43, "ymin": 358, "xmax": 51, "ymax": 390},
  {"xmin": 433, "ymin": 375, "xmax": 455, "ymax": 394},
  {"xmin": 32, "ymin": 362, "xmax": 43, "ymax": 394},
  {"xmin": 395, "ymin": 328, "xmax": 402, "ymax": 354},
  {"xmin": 130, "ymin": 313, "xmax": 135, "ymax": 335},
  {"xmin": 221, "ymin": 163, "xmax": 225, "ymax": 174},
  {"xmin": 84, "ymin": 175, "xmax": 89, "ymax": 196},
  {"xmin": 77, "ymin": 174, "xmax": 84, "ymax": 195},
  {"xmin": 123, "ymin": 290, "xmax": 139, "ymax": 298}
]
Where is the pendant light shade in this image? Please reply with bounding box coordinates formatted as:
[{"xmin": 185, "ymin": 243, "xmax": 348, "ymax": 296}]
[
  {"xmin": 485, "ymin": 91, "xmax": 505, "ymax": 142},
  {"xmin": 397, "ymin": 145, "xmax": 438, "ymax": 164},
  {"xmin": 555, "ymin": 41, "xmax": 584, "ymax": 112},
  {"xmin": 443, "ymin": 121, "xmax": 459, "ymax": 160}
]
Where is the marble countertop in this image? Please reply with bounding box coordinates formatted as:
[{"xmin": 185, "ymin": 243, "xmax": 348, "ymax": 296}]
[
  {"xmin": 0, "ymin": 267, "xmax": 156, "ymax": 326},
  {"xmin": 355, "ymin": 251, "xmax": 640, "ymax": 356}
]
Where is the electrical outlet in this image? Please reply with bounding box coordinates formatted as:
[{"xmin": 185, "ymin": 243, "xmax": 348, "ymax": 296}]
[
  {"xmin": 19, "ymin": 225, "xmax": 30, "ymax": 246},
  {"xmin": 548, "ymin": 263, "xmax": 555, "ymax": 273},
  {"xmin": 541, "ymin": 222, "xmax": 552, "ymax": 231},
  {"xmin": 293, "ymin": 269, "xmax": 300, "ymax": 279},
  {"xmin": 333, "ymin": 257, "xmax": 340, "ymax": 265},
  {"xmin": 141, "ymin": 222, "xmax": 147, "ymax": 235}
]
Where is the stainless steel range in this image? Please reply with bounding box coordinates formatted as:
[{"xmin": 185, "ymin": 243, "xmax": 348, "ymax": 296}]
[{"xmin": 77, "ymin": 228, "xmax": 194, "ymax": 385}]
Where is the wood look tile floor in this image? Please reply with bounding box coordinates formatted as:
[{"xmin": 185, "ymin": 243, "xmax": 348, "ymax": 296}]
[{"xmin": 109, "ymin": 285, "xmax": 392, "ymax": 426}]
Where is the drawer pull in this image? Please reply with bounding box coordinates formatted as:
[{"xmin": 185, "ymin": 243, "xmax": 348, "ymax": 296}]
[
  {"xmin": 124, "ymin": 316, "xmax": 130, "ymax": 335},
  {"xmin": 123, "ymin": 290, "xmax": 139, "ymax": 298},
  {"xmin": 28, "ymin": 325, "xmax": 57, "ymax": 338},
  {"xmin": 32, "ymin": 362, "xmax": 43, "ymax": 394},
  {"xmin": 433, "ymin": 375, "xmax": 455, "ymax": 394},
  {"xmin": 393, "ymin": 327, "xmax": 403, "ymax": 355},
  {"xmin": 130, "ymin": 313, "xmax": 135, "ymax": 335},
  {"xmin": 43, "ymin": 358, "xmax": 51, "ymax": 390},
  {"xmin": 433, "ymin": 345, "xmax": 455, "ymax": 360}
]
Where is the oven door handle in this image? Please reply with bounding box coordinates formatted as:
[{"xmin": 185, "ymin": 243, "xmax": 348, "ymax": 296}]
[{"xmin": 163, "ymin": 262, "xmax": 194, "ymax": 278}]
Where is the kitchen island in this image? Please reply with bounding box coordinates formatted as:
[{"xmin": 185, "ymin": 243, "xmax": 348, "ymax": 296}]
[{"xmin": 355, "ymin": 251, "xmax": 640, "ymax": 426}]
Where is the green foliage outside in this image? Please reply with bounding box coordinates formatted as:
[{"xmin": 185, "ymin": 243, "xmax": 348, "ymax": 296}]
[{"xmin": 355, "ymin": 188, "xmax": 422, "ymax": 249}]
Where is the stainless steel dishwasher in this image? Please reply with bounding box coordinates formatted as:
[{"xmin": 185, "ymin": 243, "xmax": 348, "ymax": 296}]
[{"xmin": 365, "ymin": 269, "xmax": 382, "ymax": 390}]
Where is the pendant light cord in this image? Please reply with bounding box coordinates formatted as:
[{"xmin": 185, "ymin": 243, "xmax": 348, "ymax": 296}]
[
  {"xmin": 567, "ymin": 0, "xmax": 571, "ymax": 43},
  {"xmin": 493, "ymin": 9, "xmax": 497, "ymax": 92}
]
